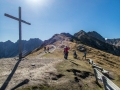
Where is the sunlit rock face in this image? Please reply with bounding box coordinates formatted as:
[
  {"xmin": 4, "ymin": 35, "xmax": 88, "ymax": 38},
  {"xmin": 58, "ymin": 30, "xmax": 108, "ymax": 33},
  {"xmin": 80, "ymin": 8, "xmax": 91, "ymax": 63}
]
[
  {"xmin": 41, "ymin": 33, "xmax": 72, "ymax": 46},
  {"xmin": 106, "ymin": 38, "xmax": 120, "ymax": 46}
]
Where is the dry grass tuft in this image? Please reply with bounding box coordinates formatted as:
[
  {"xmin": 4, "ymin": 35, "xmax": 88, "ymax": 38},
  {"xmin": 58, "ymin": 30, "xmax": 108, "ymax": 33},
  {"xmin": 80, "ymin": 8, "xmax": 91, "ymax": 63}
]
[{"xmin": 20, "ymin": 41, "xmax": 120, "ymax": 90}]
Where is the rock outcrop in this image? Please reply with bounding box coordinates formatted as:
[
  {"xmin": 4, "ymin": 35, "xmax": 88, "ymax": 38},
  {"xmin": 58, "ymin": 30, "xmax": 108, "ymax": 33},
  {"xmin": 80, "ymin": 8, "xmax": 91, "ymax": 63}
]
[
  {"xmin": 87, "ymin": 31, "xmax": 105, "ymax": 42},
  {"xmin": 106, "ymin": 38, "xmax": 120, "ymax": 46}
]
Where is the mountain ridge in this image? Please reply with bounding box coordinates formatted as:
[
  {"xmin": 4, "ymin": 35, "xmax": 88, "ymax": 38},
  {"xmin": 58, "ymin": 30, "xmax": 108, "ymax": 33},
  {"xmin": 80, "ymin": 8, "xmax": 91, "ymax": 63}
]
[
  {"xmin": 73, "ymin": 30, "xmax": 120, "ymax": 56},
  {"xmin": 106, "ymin": 38, "xmax": 120, "ymax": 46},
  {"xmin": 1, "ymin": 30, "xmax": 120, "ymax": 58},
  {"xmin": 0, "ymin": 38, "xmax": 43, "ymax": 58},
  {"xmin": 87, "ymin": 31, "xmax": 105, "ymax": 42}
]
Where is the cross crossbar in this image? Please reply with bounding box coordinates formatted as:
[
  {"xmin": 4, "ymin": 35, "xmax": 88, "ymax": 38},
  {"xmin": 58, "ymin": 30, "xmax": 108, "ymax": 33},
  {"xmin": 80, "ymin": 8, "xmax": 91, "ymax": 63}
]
[
  {"xmin": 4, "ymin": 7, "xmax": 31, "ymax": 60},
  {"xmin": 4, "ymin": 13, "xmax": 31, "ymax": 25}
]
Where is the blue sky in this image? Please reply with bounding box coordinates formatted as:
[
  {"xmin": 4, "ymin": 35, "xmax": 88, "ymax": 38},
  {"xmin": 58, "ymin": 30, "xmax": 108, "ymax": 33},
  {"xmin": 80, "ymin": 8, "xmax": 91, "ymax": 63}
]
[{"xmin": 0, "ymin": 0, "xmax": 120, "ymax": 42}]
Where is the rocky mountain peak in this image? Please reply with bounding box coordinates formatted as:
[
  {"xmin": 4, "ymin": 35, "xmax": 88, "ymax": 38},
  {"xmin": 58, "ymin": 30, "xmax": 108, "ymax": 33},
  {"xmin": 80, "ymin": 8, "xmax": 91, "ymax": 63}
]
[
  {"xmin": 5, "ymin": 40, "xmax": 14, "ymax": 44},
  {"xmin": 87, "ymin": 31, "xmax": 105, "ymax": 42},
  {"xmin": 73, "ymin": 30, "xmax": 120, "ymax": 56},
  {"xmin": 60, "ymin": 33, "xmax": 72, "ymax": 37},
  {"xmin": 74, "ymin": 30, "xmax": 87, "ymax": 39},
  {"xmin": 78, "ymin": 30, "xmax": 86, "ymax": 34},
  {"xmin": 42, "ymin": 33, "xmax": 72, "ymax": 46}
]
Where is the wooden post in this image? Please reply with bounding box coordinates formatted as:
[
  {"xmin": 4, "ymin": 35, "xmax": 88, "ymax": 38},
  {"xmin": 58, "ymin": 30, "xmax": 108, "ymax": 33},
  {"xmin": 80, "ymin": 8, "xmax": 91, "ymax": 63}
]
[
  {"xmin": 92, "ymin": 60, "xmax": 93, "ymax": 64},
  {"xmin": 102, "ymin": 76, "xmax": 108, "ymax": 90},
  {"xmin": 93, "ymin": 68, "xmax": 98, "ymax": 83},
  {"xmin": 19, "ymin": 7, "xmax": 22, "ymax": 59}
]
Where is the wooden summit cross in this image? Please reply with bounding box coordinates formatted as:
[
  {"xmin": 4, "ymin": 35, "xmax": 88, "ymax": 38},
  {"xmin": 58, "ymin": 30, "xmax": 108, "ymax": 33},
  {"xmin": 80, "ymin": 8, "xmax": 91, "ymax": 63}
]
[{"xmin": 4, "ymin": 7, "xmax": 31, "ymax": 59}]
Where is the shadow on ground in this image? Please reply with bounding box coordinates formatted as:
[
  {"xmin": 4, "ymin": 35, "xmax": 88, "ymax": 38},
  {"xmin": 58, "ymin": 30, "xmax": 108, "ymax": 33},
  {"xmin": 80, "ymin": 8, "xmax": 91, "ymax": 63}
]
[
  {"xmin": 0, "ymin": 59, "xmax": 21, "ymax": 90},
  {"xmin": 66, "ymin": 69, "xmax": 94, "ymax": 79}
]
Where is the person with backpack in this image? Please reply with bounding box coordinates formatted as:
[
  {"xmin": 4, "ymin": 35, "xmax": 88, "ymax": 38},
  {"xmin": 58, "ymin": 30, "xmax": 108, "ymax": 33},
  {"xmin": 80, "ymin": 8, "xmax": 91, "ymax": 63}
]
[
  {"xmin": 82, "ymin": 50, "xmax": 87, "ymax": 60},
  {"xmin": 73, "ymin": 50, "xmax": 77, "ymax": 59},
  {"xmin": 64, "ymin": 46, "xmax": 70, "ymax": 59}
]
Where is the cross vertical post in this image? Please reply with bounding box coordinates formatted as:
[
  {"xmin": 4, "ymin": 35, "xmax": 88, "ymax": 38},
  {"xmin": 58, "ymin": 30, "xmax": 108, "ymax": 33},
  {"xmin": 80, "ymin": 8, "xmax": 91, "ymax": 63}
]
[
  {"xmin": 4, "ymin": 7, "xmax": 31, "ymax": 60},
  {"xmin": 19, "ymin": 7, "xmax": 22, "ymax": 59}
]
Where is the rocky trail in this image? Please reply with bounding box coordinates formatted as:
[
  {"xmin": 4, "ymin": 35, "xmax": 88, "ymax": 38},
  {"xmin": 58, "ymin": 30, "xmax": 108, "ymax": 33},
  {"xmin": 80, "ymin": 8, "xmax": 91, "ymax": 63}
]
[
  {"xmin": 1, "ymin": 40, "xmax": 120, "ymax": 90},
  {"xmin": 0, "ymin": 44, "xmax": 63, "ymax": 90}
]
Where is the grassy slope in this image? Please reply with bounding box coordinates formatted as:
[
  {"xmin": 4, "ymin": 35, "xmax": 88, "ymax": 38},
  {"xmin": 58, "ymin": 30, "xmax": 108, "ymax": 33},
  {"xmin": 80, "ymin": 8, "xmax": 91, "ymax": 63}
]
[{"xmin": 18, "ymin": 42, "xmax": 120, "ymax": 90}]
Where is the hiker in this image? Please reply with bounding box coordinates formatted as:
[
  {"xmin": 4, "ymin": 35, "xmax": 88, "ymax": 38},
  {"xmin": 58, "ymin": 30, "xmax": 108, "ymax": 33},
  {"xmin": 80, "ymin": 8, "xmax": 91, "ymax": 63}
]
[
  {"xmin": 44, "ymin": 46, "xmax": 47, "ymax": 53},
  {"xmin": 47, "ymin": 47, "xmax": 50, "ymax": 53},
  {"xmin": 82, "ymin": 50, "xmax": 86, "ymax": 59},
  {"xmin": 73, "ymin": 50, "xmax": 77, "ymax": 59},
  {"xmin": 64, "ymin": 46, "xmax": 70, "ymax": 59}
]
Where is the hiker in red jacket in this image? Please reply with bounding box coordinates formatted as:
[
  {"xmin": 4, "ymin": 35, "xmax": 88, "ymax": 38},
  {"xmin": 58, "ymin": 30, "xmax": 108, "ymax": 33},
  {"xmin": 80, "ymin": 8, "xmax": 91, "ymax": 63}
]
[{"xmin": 64, "ymin": 46, "xmax": 70, "ymax": 59}]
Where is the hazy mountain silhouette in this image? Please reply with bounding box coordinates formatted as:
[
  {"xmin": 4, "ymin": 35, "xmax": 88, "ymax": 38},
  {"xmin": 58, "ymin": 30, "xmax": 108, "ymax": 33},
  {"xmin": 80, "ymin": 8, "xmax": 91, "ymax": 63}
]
[
  {"xmin": 106, "ymin": 38, "xmax": 120, "ymax": 46},
  {"xmin": 1, "ymin": 30, "xmax": 120, "ymax": 58},
  {"xmin": 0, "ymin": 38, "xmax": 43, "ymax": 58}
]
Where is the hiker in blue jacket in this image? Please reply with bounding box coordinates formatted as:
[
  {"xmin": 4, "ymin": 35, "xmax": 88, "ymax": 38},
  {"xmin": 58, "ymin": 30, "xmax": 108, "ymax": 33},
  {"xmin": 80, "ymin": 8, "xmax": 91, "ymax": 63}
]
[
  {"xmin": 73, "ymin": 50, "xmax": 77, "ymax": 59},
  {"xmin": 82, "ymin": 50, "xmax": 86, "ymax": 59}
]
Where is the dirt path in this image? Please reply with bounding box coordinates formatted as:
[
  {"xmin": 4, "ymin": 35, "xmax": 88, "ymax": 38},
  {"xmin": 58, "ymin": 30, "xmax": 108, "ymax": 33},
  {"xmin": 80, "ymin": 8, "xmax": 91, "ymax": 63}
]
[
  {"xmin": 0, "ymin": 44, "xmax": 63, "ymax": 90},
  {"xmin": 35, "ymin": 45, "xmax": 56, "ymax": 59}
]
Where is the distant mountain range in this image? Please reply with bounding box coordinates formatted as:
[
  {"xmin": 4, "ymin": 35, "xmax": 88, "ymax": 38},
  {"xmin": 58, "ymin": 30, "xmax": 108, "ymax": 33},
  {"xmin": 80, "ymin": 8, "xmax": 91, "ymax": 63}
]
[
  {"xmin": 39, "ymin": 30, "xmax": 120, "ymax": 56},
  {"xmin": 83, "ymin": 30, "xmax": 120, "ymax": 46},
  {"xmin": 73, "ymin": 30, "xmax": 120, "ymax": 56},
  {"xmin": 106, "ymin": 38, "xmax": 120, "ymax": 46},
  {"xmin": 0, "ymin": 38, "xmax": 43, "ymax": 58},
  {"xmin": 1, "ymin": 30, "xmax": 120, "ymax": 58}
]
